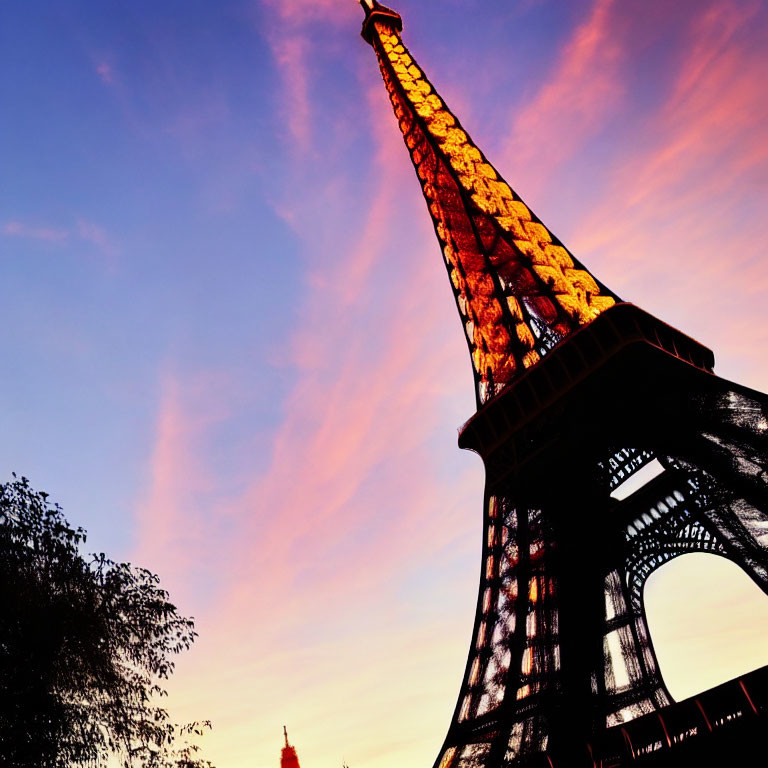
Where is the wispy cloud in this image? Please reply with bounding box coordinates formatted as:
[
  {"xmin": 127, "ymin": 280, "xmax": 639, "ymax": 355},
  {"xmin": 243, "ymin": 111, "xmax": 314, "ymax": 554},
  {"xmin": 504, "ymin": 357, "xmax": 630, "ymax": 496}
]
[
  {"xmin": 129, "ymin": 74, "xmax": 481, "ymax": 768},
  {"xmin": 259, "ymin": 0, "xmax": 359, "ymax": 152},
  {"xmin": 502, "ymin": 0, "xmax": 625, "ymax": 191},
  {"xmin": 132, "ymin": 78, "xmax": 475, "ymax": 628},
  {"xmin": 269, "ymin": 34, "xmax": 312, "ymax": 148},
  {"xmin": 264, "ymin": 0, "xmax": 356, "ymax": 25},
  {"xmin": 3, "ymin": 218, "xmax": 121, "ymax": 271},
  {"xmin": 522, "ymin": 0, "xmax": 766, "ymax": 408},
  {"xmin": 2, "ymin": 220, "xmax": 69, "ymax": 242},
  {"xmin": 95, "ymin": 60, "xmax": 115, "ymax": 85},
  {"xmin": 132, "ymin": 371, "xmax": 234, "ymax": 605},
  {"xmin": 569, "ymin": 0, "xmax": 768, "ymax": 358},
  {"xmin": 76, "ymin": 219, "xmax": 121, "ymax": 270}
]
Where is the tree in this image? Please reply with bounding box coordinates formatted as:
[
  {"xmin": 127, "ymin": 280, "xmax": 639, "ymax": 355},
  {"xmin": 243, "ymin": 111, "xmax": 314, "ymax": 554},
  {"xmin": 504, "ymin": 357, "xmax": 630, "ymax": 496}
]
[{"xmin": 0, "ymin": 475, "xmax": 215, "ymax": 767}]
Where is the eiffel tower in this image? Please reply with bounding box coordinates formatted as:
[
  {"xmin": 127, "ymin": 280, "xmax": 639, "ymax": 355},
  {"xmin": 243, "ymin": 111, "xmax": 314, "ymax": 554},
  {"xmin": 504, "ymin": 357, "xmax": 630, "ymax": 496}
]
[{"xmin": 359, "ymin": 2, "xmax": 768, "ymax": 766}]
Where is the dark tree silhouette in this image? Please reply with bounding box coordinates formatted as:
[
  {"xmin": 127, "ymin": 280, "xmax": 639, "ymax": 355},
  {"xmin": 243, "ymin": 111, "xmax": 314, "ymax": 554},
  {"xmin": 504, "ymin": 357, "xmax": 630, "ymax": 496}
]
[{"xmin": 0, "ymin": 476, "xmax": 215, "ymax": 768}]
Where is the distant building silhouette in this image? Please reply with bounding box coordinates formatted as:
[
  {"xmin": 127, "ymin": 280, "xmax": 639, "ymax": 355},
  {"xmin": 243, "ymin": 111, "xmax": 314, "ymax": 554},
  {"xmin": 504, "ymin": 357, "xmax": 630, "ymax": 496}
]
[{"xmin": 281, "ymin": 726, "xmax": 301, "ymax": 768}]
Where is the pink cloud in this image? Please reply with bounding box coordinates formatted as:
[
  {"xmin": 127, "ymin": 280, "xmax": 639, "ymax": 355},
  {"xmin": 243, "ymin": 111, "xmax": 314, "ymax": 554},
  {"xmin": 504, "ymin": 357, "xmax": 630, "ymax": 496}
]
[
  {"xmin": 258, "ymin": 0, "xmax": 359, "ymax": 152},
  {"xmin": 567, "ymin": 0, "xmax": 768, "ymax": 384},
  {"xmin": 139, "ymin": 280, "xmax": 479, "ymax": 761},
  {"xmin": 132, "ymin": 77, "xmax": 475, "ymax": 609},
  {"xmin": 269, "ymin": 34, "xmax": 312, "ymax": 148},
  {"xmin": 131, "ymin": 371, "xmax": 236, "ymax": 604},
  {"xmin": 76, "ymin": 219, "xmax": 121, "ymax": 269},
  {"xmin": 133, "ymin": 375, "xmax": 191, "ymax": 569},
  {"xmin": 615, "ymin": 1, "xmax": 765, "ymax": 210},
  {"xmin": 263, "ymin": 0, "xmax": 357, "ymax": 24},
  {"xmin": 128, "ymin": 68, "xmax": 483, "ymax": 766},
  {"xmin": 2, "ymin": 220, "xmax": 69, "ymax": 242},
  {"xmin": 502, "ymin": 0, "xmax": 624, "ymax": 191},
  {"xmin": 571, "ymin": 0, "xmax": 767, "ymax": 254},
  {"xmin": 2, "ymin": 218, "xmax": 120, "ymax": 271},
  {"xmin": 668, "ymin": 0, "xmax": 760, "ymax": 107},
  {"xmin": 95, "ymin": 61, "xmax": 114, "ymax": 85}
]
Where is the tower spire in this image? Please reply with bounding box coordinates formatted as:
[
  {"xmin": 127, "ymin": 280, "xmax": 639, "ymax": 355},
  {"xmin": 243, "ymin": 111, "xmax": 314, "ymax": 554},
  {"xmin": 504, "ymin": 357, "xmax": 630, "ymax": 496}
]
[
  {"xmin": 360, "ymin": 3, "xmax": 618, "ymax": 405},
  {"xmin": 280, "ymin": 726, "xmax": 300, "ymax": 768}
]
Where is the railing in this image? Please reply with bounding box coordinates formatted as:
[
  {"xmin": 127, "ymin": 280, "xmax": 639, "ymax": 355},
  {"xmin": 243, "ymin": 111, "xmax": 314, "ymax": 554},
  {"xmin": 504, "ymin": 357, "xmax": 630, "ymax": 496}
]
[{"xmin": 516, "ymin": 665, "xmax": 768, "ymax": 767}]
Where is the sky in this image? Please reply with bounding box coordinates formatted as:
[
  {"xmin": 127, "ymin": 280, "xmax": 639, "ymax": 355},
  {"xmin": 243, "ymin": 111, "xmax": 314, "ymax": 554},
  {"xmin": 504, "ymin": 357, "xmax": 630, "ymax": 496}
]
[{"xmin": 2, "ymin": 0, "xmax": 768, "ymax": 766}]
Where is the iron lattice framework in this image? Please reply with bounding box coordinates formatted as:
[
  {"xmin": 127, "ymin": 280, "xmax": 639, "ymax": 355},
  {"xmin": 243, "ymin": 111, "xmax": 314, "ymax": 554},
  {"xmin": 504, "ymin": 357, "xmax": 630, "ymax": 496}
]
[{"xmin": 360, "ymin": 3, "xmax": 768, "ymax": 767}]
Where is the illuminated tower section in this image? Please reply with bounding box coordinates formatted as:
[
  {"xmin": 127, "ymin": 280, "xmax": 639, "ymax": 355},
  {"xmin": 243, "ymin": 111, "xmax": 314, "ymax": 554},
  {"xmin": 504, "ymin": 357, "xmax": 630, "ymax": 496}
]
[
  {"xmin": 360, "ymin": 2, "xmax": 768, "ymax": 767},
  {"xmin": 281, "ymin": 726, "xmax": 301, "ymax": 768},
  {"xmin": 360, "ymin": 0, "xmax": 618, "ymax": 407}
]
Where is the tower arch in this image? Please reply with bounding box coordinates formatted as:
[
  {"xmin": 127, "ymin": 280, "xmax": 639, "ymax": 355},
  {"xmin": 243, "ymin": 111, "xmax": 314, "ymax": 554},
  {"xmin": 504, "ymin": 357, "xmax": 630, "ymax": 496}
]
[{"xmin": 644, "ymin": 552, "xmax": 768, "ymax": 701}]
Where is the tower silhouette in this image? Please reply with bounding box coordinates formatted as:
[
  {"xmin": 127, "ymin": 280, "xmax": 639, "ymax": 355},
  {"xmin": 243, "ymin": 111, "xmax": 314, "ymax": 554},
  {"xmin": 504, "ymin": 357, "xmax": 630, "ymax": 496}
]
[
  {"xmin": 281, "ymin": 726, "xmax": 301, "ymax": 768},
  {"xmin": 360, "ymin": 2, "xmax": 768, "ymax": 766}
]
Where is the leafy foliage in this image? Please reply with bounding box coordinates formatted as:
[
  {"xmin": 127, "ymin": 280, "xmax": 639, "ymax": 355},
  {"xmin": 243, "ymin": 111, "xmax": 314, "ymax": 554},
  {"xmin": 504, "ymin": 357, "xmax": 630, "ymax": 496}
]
[{"xmin": 0, "ymin": 476, "xmax": 214, "ymax": 767}]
